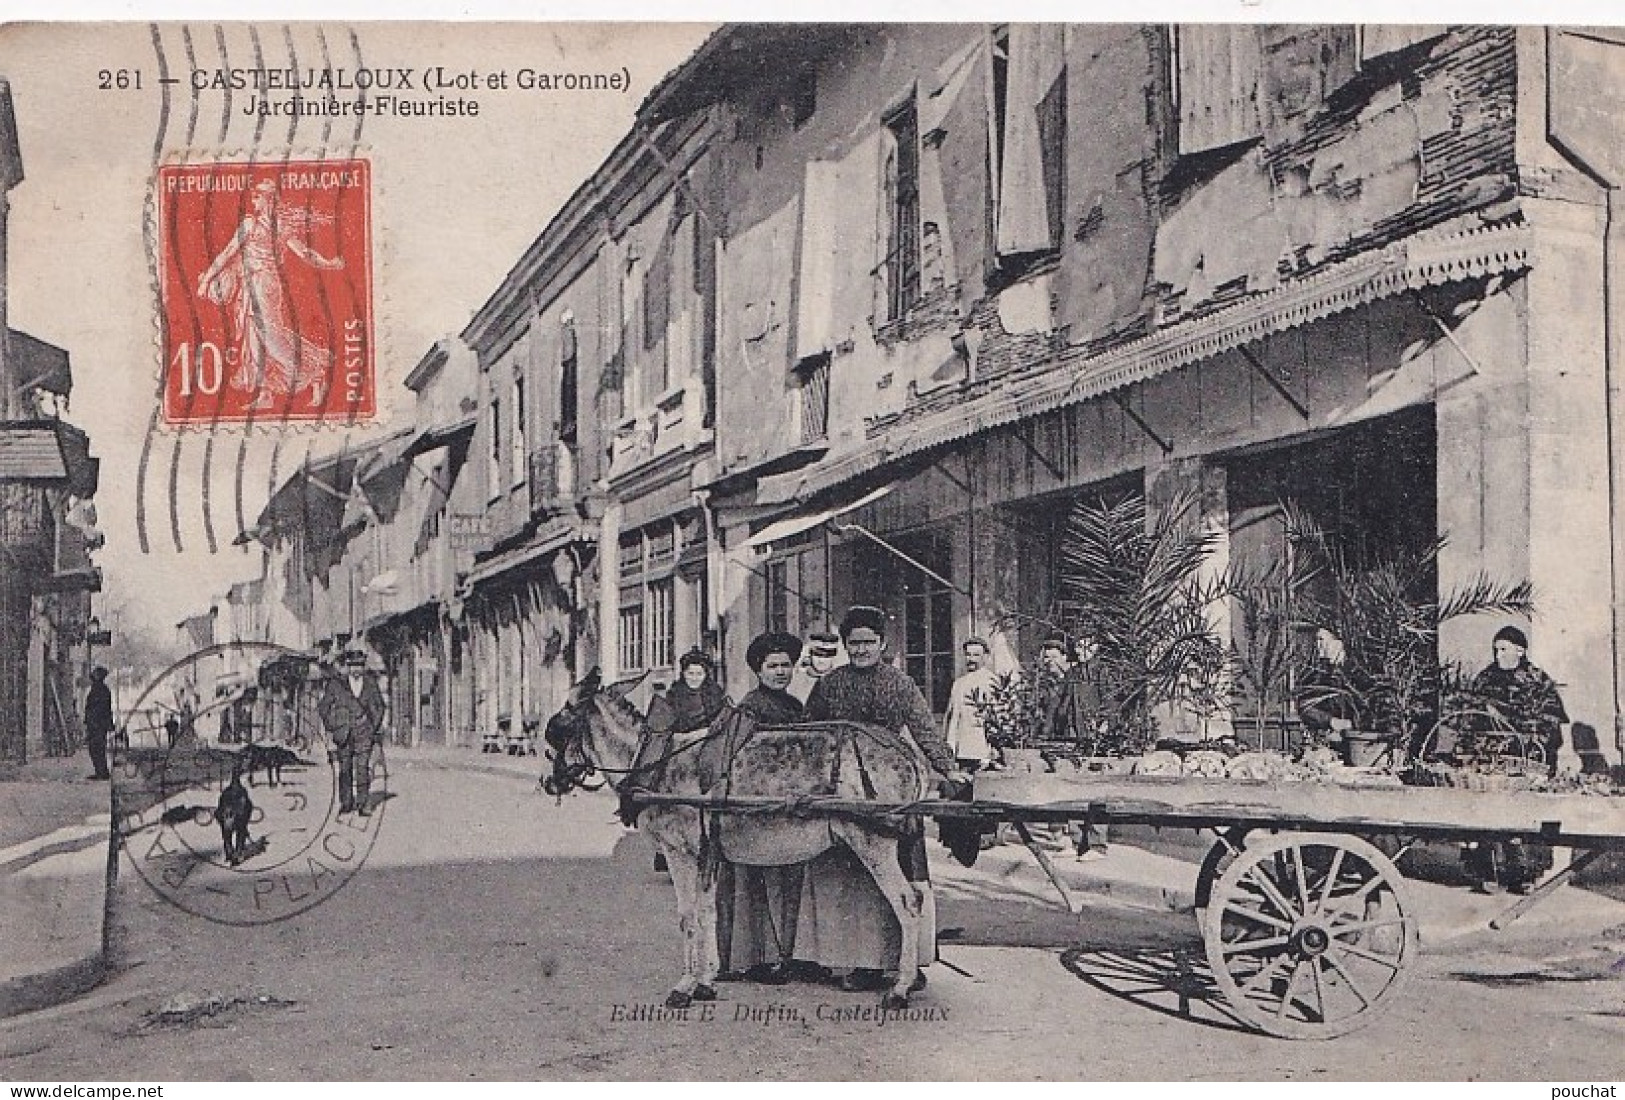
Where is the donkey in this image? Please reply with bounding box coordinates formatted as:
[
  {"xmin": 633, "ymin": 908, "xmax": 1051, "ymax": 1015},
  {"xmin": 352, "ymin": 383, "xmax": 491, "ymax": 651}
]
[{"xmin": 543, "ymin": 668, "xmax": 937, "ymax": 1010}]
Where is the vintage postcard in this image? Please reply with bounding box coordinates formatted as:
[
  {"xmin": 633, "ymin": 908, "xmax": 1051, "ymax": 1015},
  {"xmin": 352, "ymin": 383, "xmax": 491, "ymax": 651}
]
[{"xmin": 3, "ymin": 14, "xmax": 1625, "ymax": 1084}]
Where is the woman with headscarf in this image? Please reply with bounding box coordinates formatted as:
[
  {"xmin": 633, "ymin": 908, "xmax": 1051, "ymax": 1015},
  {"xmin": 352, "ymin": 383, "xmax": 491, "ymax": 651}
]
[
  {"xmin": 1463, "ymin": 626, "xmax": 1569, "ymax": 894},
  {"xmin": 793, "ymin": 605, "xmax": 963, "ymax": 992},
  {"xmin": 648, "ymin": 649, "xmax": 729, "ymax": 735},
  {"xmin": 717, "ymin": 632, "xmax": 808, "ymax": 983},
  {"xmin": 643, "ymin": 650, "xmax": 730, "ymax": 874}
]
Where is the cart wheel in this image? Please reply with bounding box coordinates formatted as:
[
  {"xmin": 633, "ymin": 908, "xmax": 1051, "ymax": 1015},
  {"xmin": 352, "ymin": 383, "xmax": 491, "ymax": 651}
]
[
  {"xmin": 1201, "ymin": 832, "xmax": 1418, "ymax": 1039},
  {"xmin": 1195, "ymin": 827, "xmax": 1249, "ymax": 913}
]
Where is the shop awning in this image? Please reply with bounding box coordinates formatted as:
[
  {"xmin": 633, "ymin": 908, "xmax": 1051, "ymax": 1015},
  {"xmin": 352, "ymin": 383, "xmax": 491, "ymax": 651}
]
[
  {"xmin": 787, "ymin": 221, "xmax": 1532, "ymax": 503},
  {"xmin": 738, "ymin": 485, "xmax": 893, "ymax": 552},
  {"xmin": 403, "ymin": 415, "xmax": 477, "ymax": 460},
  {"xmin": 0, "ymin": 420, "xmax": 98, "ymax": 495},
  {"xmin": 464, "ymin": 516, "xmax": 593, "ymax": 589}
]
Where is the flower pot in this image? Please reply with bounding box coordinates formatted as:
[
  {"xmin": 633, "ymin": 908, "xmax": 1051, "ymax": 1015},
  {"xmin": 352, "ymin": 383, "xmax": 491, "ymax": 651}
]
[{"xmin": 1341, "ymin": 730, "xmax": 1396, "ymax": 768}]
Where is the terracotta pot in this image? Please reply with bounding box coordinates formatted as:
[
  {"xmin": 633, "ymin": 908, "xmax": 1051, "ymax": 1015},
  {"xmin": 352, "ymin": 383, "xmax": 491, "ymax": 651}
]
[{"xmin": 1341, "ymin": 730, "xmax": 1397, "ymax": 768}]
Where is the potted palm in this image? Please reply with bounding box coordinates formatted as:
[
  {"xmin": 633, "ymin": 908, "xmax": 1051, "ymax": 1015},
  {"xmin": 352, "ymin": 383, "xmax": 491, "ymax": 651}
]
[
  {"xmin": 1053, "ymin": 487, "xmax": 1231, "ymax": 757},
  {"xmin": 1285, "ymin": 515, "xmax": 1534, "ymax": 768}
]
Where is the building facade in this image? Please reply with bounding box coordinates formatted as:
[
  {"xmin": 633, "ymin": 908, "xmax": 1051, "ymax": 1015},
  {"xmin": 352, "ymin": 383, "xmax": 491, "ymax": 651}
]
[
  {"xmin": 202, "ymin": 25, "xmax": 1625, "ymax": 763},
  {"xmin": 655, "ymin": 25, "xmax": 1623, "ymax": 751},
  {"xmin": 0, "ymin": 77, "xmax": 102, "ymax": 763}
]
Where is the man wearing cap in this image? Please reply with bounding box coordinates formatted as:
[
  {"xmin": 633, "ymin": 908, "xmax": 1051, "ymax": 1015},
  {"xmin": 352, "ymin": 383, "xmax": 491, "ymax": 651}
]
[
  {"xmin": 318, "ymin": 647, "xmax": 387, "ymax": 815},
  {"xmin": 794, "ymin": 605, "xmax": 964, "ymax": 992},
  {"xmin": 1463, "ymin": 625, "xmax": 1569, "ymax": 894}
]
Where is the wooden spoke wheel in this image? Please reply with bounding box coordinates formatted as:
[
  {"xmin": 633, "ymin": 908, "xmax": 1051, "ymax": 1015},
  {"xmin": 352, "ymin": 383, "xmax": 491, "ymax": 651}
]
[{"xmin": 1201, "ymin": 832, "xmax": 1418, "ymax": 1039}]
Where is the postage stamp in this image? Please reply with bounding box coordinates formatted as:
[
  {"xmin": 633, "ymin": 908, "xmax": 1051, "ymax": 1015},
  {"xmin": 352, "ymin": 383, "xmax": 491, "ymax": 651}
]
[
  {"xmin": 113, "ymin": 642, "xmax": 388, "ymax": 926},
  {"xmin": 155, "ymin": 158, "xmax": 375, "ymax": 427}
]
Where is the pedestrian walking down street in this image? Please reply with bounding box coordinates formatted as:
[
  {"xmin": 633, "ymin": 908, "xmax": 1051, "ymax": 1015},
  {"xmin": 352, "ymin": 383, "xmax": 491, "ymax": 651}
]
[
  {"xmin": 318, "ymin": 647, "xmax": 387, "ymax": 815},
  {"xmin": 83, "ymin": 666, "xmax": 114, "ymax": 780}
]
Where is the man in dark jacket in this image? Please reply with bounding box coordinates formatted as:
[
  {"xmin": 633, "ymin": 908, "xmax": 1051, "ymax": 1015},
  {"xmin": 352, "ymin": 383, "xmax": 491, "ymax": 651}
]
[
  {"xmin": 1053, "ymin": 634, "xmax": 1108, "ymax": 748},
  {"xmin": 318, "ymin": 648, "xmax": 387, "ymax": 815},
  {"xmin": 83, "ymin": 666, "xmax": 114, "ymax": 780}
]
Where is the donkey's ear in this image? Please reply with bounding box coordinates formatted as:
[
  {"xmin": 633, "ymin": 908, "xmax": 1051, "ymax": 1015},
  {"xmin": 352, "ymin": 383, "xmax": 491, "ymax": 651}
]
[{"xmin": 565, "ymin": 669, "xmax": 597, "ymax": 707}]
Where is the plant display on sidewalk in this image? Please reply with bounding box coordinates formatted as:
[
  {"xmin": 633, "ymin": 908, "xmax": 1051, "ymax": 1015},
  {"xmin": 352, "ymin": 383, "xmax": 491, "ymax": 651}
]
[
  {"xmin": 1267, "ymin": 507, "xmax": 1535, "ymax": 763},
  {"xmin": 1054, "ymin": 488, "xmax": 1230, "ymax": 756},
  {"xmin": 969, "ymin": 659, "xmax": 1057, "ymax": 751}
]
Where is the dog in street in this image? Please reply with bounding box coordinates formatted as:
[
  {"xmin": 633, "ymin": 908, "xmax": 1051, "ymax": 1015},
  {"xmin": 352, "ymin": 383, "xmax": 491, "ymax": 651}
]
[
  {"xmin": 237, "ymin": 743, "xmax": 312, "ymax": 787},
  {"xmin": 216, "ymin": 763, "xmax": 254, "ymax": 866}
]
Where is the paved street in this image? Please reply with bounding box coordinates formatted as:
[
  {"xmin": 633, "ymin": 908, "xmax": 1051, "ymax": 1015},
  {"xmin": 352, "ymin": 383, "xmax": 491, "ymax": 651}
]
[{"xmin": 4, "ymin": 754, "xmax": 1625, "ymax": 1080}]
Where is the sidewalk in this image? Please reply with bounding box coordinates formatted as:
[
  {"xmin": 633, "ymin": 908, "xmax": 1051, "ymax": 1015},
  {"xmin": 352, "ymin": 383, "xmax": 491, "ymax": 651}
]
[{"xmin": 0, "ymin": 755, "xmax": 115, "ymax": 1018}]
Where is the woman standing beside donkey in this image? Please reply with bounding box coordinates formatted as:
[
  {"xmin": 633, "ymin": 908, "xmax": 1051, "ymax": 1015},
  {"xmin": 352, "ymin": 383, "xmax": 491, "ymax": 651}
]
[{"xmin": 793, "ymin": 606, "xmax": 966, "ymax": 993}]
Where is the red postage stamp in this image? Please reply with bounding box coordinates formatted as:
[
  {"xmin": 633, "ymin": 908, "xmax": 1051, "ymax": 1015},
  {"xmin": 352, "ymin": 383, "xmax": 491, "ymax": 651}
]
[{"xmin": 156, "ymin": 158, "xmax": 375, "ymax": 426}]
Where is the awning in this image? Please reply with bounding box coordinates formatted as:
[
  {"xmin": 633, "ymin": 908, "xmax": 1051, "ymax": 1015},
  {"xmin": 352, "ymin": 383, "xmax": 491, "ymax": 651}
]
[
  {"xmin": 0, "ymin": 420, "xmax": 98, "ymax": 494},
  {"xmin": 638, "ymin": 26, "xmax": 852, "ymax": 125},
  {"xmin": 9, "ymin": 331, "xmax": 71, "ymax": 397},
  {"xmin": 342, "ymin": 428, "xmax": 418, "ymax": 528},
  {"xmin": 739, "ymin": 485, "xmax": 893, "ymax": 552},
  {"xmin": 464, "ymin": 516, "xmax": 593, "ymax": 589},
  {"xmin": 619, "ymin": 467, "xmax": 699, "ymax": 531},
  {"xmin": 403, "ymin": 415, "xmax": 477, "ymax": 460},
  {"xmin": 785, "ymin": 221, "xmax": 1533, "ymax": 503}
]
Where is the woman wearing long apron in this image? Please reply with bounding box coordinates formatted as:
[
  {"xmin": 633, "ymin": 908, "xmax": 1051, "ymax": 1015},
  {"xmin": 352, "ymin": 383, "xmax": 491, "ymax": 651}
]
[
  {"xmin": 717, "ymin": 632, "xmax": 809, "ymax": 983},
  {"xmin": 794, "ymin": 606, "xmax": 964, "ymax": 992}
]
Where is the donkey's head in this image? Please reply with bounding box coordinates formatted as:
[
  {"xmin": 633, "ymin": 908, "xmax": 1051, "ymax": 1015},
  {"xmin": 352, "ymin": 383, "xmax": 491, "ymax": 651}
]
[{"xmin": 541, "ymin": 667, "xmax": 602, "ymax": 797}]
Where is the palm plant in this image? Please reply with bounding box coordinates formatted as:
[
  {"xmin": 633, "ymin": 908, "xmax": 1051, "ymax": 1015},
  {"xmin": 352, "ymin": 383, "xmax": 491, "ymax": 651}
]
[
  {"xmin": 1287, "ymin": 510, "xmax": 1534, "ymax": 759},
  {"xmin": 1055, "ymin": 488, "xmax": 1231, "ymax": 754},
  {"xmin": 1229, "ymin": 531, "xmax": 1323, "ymax": 748}
]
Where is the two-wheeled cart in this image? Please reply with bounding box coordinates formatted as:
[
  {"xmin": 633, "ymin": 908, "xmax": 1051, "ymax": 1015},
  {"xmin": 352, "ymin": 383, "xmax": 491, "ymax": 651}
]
[{"xmin": 630, "ymin": 769, "xmax": 1625, "ymax": 1039}]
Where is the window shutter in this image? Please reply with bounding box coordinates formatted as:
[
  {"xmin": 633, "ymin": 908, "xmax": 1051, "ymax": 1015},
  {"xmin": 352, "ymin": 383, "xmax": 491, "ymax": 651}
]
[
  {"xmin": 1176, "ymin": 24, "xmax": 1264, "ymax": 155},
  {"xmin": 996, "ymin": 23, "xmax": 1066, "ymax": 257}
]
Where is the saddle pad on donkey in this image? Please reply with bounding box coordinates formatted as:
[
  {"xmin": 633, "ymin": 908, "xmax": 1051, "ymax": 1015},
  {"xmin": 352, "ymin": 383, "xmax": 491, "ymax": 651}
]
[{"xmin": 714, "ymin": 719, "xmax": 931, "ymax": 802}]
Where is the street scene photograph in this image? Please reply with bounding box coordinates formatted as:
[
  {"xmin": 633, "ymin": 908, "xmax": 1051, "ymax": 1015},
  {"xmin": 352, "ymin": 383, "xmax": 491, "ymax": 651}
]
[{"xmin": 3, "ymin": 13, "xmax": 1625, "ymax": 1083}]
